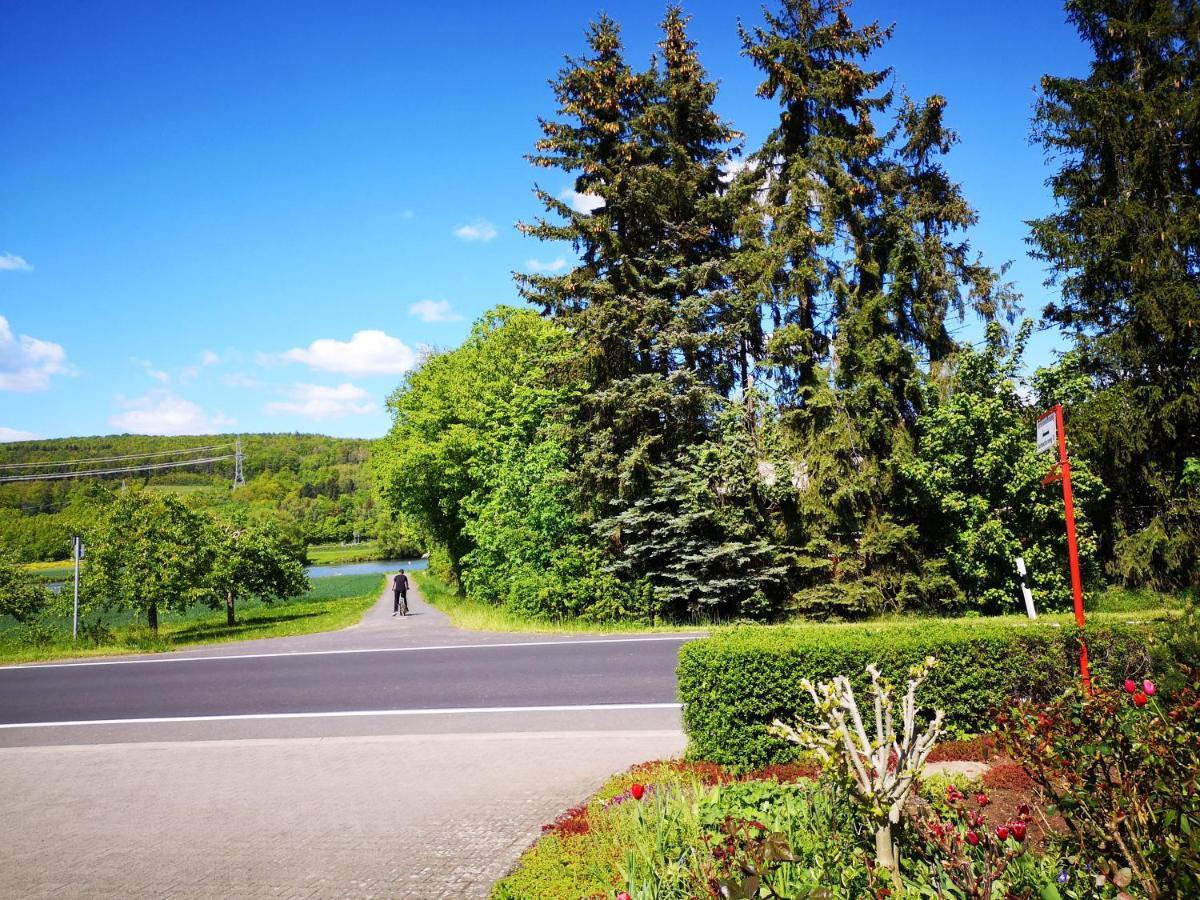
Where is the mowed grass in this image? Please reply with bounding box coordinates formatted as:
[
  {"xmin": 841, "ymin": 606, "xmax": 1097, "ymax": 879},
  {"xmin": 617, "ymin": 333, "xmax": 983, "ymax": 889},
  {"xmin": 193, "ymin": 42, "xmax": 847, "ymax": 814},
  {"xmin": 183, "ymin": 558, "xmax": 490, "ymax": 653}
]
[
  {"xmin": 0, "ymin": 573, "xmax": 384, "ymax": 665},
  {"xmin": 416, "ymin": 570, "xmax": 1185, "ymax": 637},
  {"xmin": 22, "ymin": 559, "xmax": 75, "ymax": 583}
]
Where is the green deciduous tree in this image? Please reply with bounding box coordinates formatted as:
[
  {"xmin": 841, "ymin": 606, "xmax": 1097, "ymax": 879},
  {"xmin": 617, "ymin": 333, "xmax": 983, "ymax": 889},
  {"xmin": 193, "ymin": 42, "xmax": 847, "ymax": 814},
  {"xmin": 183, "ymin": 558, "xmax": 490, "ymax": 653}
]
[
  {"xmin": 0, "ymin": 548, "xmax": 51, "ymax": 624},
  {"xmin": 84, "ymin": 491, "xmax": 216, "ymax": 633},
  {"xmin": 208, "ymin": 516, "xmax": 308, "ymax": 626},
  {"xmin": 905, "ymin": 322, "xmax": 1105, "ymax": 613},
  {"xmin": 1029, "ymin": 0, "xmax": 1200, "ymax": 588}
]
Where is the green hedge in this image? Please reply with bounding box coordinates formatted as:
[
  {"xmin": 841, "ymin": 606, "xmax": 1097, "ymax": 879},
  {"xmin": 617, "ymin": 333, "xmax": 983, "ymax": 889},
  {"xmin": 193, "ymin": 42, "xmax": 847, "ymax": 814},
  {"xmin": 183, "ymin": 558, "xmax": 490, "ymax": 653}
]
[{"xmin": 678, "ymin": 619, "xmax": 1169, "ymax": 768}]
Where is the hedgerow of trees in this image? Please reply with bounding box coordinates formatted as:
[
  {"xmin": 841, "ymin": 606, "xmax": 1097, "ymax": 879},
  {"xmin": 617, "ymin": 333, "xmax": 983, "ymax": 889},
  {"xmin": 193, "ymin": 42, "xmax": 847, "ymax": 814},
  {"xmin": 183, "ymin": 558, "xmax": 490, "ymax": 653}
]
[{"xmin": 375, "ymin": 0, "xmax": 1196, "ymax": 623}]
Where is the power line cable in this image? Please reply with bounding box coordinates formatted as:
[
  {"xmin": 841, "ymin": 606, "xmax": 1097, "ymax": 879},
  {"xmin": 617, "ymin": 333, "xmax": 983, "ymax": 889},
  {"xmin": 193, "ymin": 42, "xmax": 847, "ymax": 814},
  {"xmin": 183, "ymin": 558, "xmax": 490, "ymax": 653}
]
[
  {"xmin": 0, "ymin": 455, "xmax": 235, "ymax": 484},
  {"xmin": 0, "ymin": 443, "xmax": 233, "ymax": 471}
]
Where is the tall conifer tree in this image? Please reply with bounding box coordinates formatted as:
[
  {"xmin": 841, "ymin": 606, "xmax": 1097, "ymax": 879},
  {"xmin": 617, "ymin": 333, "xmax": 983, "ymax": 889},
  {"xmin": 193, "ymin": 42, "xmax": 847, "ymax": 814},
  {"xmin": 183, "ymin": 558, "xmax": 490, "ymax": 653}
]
[
  {"xmin": 741, "ymin": 0, "xmax": 1013, "ymax": 613},
  {"xmin": 1029, "ymin": 0, "xmax": 1199, "ymax": 586},
  {"xmin": 519, "ymin": 10, "xmax": 739, "ymax": 505}
]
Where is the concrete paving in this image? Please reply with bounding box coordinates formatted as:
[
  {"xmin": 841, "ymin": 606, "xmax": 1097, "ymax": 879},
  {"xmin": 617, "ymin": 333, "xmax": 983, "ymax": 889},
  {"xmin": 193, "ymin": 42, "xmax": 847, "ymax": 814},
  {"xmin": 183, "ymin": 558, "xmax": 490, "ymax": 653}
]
[
  {"xmin": 0, "ymin": 729, "xmax": 686, "ymax": 899},
  {"xmin": 0, "ymin": 579, "xmax": 696, "ymax": 897}
]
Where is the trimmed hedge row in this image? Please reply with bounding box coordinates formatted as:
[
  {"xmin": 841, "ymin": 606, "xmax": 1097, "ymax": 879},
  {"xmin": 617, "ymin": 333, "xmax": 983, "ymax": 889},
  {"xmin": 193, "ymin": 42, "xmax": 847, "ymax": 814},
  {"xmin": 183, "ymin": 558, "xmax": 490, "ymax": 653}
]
[{"xmin": 678, "ymin": 619, "xmax": 1168, "ymax": 768}]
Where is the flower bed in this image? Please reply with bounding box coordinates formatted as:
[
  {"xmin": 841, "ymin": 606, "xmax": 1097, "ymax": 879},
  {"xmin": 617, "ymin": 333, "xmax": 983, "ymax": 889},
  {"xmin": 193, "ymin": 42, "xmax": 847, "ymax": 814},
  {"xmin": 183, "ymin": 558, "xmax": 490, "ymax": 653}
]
[{"xmin": 497, "ymin": 664, "xmax": 1200, "ymax": 899}]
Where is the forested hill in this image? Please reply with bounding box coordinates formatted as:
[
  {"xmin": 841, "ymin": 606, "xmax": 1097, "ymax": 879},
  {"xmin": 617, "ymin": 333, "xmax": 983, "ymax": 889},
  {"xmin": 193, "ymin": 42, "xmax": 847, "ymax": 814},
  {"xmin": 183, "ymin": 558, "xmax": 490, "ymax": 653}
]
[{"xmin": 0, "ymin": 433, "xmax": 389, "ymax": 561}]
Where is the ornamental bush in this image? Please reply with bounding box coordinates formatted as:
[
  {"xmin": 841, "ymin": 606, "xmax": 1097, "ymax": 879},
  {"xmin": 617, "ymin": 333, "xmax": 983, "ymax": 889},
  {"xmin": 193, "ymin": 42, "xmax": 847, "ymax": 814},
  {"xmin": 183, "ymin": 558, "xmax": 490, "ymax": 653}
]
[
  {"xmin": 995, "ymin": 673, "xmax": 1200, "ymax": 898},
  {"xmin": 678, "ymin": 620, "xmax": 1168, "ymax": 768}
]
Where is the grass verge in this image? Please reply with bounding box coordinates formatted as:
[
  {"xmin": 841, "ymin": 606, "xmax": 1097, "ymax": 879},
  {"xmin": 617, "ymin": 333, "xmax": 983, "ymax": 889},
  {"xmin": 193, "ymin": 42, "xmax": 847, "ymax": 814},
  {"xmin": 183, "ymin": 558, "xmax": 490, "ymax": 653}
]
[
  {"xmin": 0, "ymin": 573, "xmax": 384, "ymax": 665},
  {"xmin": 413, "ymin": 571, "xmax": 705, "ymax": 634},
  {"xmin": 416, "ymin": 568, "xmax": 1182, "ymax": 636}
]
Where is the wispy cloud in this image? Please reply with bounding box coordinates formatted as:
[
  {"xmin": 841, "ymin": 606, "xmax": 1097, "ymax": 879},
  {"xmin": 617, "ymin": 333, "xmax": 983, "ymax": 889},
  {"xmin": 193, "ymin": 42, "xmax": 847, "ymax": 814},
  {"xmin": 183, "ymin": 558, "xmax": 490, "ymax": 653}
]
[
  {"xmin": 132, "ymin": 357, "xmax": 170, "ymax": 385},
  {"xmin": 558, "ymin": 188, "xmax": 604, "ymax": 214},
  {"xmin": 0, "ymin": 253, "xmax": 32, "ymax": 272},
  {"xmin": 109, "ymin": 388, "xmax": 234, "ymax": 435},
  {"xmin": 201, "ymin": 349, "xmax": 221, "ymax": 366},
  {"xmin": 223, "ymin": 372, "xmax": 262, "ymax": 389},
  {"xmin": 525, "ymin": 257, "xmax": 568, "ymax": 274},
  {"xmin": 266, "ymin": 383, "xmax": 375, "ymax": 420},
  {"xmin": 0, "ymin": 315, "xmax": 71, "ymax": 392},
  {"xmin": 262, "ymin": 330, "xmax": 418, "ymax": 376},
  {"xmin": 454, "ymin": 219, "xmax": 498, "ymax": 242},
  {"xmin": 408, "ymin": 299, "xmax": 464, "ymax": 323},
  {"xmin": 0, "ymin": 426, "xmax": 40, "ymax": 443}
]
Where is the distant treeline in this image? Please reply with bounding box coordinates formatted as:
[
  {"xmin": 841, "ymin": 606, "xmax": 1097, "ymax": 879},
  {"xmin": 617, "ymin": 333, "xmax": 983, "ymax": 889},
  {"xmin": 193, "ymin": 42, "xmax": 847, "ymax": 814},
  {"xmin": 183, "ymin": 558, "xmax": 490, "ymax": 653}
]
[{"xmin": 0, "ymin": 433, "xmax": 418, "ymax": 561}]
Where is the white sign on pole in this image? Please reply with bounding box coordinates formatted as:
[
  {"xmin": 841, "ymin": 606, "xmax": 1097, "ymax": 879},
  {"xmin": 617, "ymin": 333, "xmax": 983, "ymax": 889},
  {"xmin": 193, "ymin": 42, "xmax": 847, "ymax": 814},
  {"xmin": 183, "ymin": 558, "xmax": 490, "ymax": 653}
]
[{"xmin": 1036, "ymin": 411, "xmax": 1057, "ymax": 455}]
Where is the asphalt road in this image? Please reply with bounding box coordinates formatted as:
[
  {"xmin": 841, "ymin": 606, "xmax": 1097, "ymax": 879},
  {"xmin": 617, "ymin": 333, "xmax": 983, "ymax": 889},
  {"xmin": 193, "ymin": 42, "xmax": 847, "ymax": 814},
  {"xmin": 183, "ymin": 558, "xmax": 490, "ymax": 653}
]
[{"xmin": 0, "ymin": 636, "xmax": 687, "ymax": 727}]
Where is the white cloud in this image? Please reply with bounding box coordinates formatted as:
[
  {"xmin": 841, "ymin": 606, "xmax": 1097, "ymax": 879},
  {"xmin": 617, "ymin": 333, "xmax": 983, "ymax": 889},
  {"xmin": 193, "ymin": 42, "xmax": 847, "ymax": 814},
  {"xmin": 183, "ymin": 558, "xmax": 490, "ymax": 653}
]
[
  {"xmin": 558, "ymin": 188, "xmax": 604, "ymax": 214},
  {"xmin": 109, "ymin": 389, "xmax": 234, "ymax": 435},
  {"xmin": 525, "ymin": 257, "xmax": 568, "ymax": 274},
  {"xmin": 0, "ymin": 315, "xmax": 70, "ymax": 392},
  {"xmin": 179, "ymin": 366, "xmax": 201, "ymax": 384},
  {"xmin": 0, "ymin": 253, "xmax": 32, "ymax": 272},
  {"xmin": 408, "ymin": 299, "xmax": 464, "ymax": 323},
  {"xmin": 454, "ymin": 219, "xmax": 498, "ymax": 242},
  {"xmin": 264, "ymin": 330, "xmax": 418, "ymax": 376},
  {"xmin": 132, "ymin": 357, "xmax": 170, "ymax": 384},
  {"xmin": 0, "ymin": 426, "xmax": 40, "ymax": 443},
  {"xmin": 201, "ymin": 349, "xmax": 221, "ymax": 366},
  {"xmin": 266, "ymin": 383, "xmax": 375, "ymax": 420}
]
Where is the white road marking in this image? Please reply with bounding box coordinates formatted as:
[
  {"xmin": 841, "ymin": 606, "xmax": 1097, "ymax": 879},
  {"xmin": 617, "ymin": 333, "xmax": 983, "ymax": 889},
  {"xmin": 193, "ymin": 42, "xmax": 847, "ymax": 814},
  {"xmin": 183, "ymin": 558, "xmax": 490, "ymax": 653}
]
[
  {"xmin": 0, "ymin": 634, "xmax": 701, "ymax": 672},
  {"xmin": 0, "ymin": 702, "xmax": 685, "ymax": 730}
]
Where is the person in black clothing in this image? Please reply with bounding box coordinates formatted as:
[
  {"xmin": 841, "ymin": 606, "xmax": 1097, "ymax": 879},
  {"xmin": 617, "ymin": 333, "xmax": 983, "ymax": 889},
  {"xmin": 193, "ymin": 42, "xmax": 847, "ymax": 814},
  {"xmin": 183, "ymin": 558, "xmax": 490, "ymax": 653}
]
[{"xmin": 392, "ymin": 570, "xmax": 409, "ymax": 616}]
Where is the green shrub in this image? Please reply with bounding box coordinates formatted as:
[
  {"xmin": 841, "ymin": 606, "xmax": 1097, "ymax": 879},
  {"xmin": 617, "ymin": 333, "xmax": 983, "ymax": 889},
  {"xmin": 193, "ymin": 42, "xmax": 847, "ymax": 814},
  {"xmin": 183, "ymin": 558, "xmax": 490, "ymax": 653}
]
[{"xmin": 678, "ymin": 620, "xmax": 1168, "ymax": 768}]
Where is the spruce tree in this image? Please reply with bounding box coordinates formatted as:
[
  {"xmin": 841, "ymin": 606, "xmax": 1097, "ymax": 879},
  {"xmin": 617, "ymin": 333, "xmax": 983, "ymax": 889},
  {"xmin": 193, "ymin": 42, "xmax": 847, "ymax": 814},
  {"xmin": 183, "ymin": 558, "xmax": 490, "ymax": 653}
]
[
  {"xmin": 518, "ymin": 9, "xmax": 739, "ymax": 505},
  {"xmin": 1029, "ymin": 0, "xmax": 1199, "ymax": 586},
  {"xmin": 741, "ymin": 0, "xmax": 1014, "ymax": 614}
]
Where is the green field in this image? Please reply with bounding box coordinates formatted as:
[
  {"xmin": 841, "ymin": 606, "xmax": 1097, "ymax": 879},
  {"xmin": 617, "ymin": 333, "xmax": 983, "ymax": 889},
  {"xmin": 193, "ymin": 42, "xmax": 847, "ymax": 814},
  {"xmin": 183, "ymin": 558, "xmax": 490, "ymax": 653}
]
[
  {"xmin": 305, "ymin": 541, "xmax": 390, "ymax": 565},
  {"xmin": 0, "ymin": 573, "xmax": 384, "ymax": 664}
]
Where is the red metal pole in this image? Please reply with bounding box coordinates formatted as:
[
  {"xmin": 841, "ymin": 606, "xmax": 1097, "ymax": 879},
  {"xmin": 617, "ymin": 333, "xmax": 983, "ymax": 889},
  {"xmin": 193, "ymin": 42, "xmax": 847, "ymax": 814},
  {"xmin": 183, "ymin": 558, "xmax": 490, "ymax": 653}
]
[{"xmin": 1054, "ymin": 404, "xmax": 1091, "ymax": 691}]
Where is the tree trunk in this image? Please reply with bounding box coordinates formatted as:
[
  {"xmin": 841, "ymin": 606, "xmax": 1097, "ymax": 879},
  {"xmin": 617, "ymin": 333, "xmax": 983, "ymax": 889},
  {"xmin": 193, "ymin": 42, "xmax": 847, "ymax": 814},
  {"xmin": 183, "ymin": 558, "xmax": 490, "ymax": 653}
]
[
  {"xmin": 226, "ymin": 590, "xmax": 235, "ymax": 626},
  {"xmin": 875, "ymin": 809, "xmax": 902, "ymax": 890},
  {"xmin": 148, "ymin": 601, "xmax": 158, "ymax": 634}
]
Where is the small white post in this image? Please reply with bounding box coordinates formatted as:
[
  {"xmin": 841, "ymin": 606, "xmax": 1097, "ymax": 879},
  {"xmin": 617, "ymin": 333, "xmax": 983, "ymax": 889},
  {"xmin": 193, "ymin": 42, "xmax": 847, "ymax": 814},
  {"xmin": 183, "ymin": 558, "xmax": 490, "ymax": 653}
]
[
  {"xmin": 72, "ymin": 535, "xmax": 82, "ymax": 640},
  {"xmin": 1016, "ymin": 556, "xmax": 1036, "ymax": 619}
]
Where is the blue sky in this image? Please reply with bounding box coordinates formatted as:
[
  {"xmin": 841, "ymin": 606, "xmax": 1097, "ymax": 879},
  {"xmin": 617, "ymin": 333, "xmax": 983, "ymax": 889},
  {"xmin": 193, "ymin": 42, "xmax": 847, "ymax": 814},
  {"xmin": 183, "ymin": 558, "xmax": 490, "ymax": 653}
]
[{"xmin": 0, "ymin": 0, "xmax": 1090, "ymax": 442}]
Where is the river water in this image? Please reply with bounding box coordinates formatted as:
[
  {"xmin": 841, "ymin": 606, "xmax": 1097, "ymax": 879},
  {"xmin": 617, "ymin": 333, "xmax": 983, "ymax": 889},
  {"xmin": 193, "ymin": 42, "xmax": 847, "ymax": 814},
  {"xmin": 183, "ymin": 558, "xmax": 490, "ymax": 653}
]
[{"xmin": 305, "ymin": 558, "xmax": 428, "ymax": 578}]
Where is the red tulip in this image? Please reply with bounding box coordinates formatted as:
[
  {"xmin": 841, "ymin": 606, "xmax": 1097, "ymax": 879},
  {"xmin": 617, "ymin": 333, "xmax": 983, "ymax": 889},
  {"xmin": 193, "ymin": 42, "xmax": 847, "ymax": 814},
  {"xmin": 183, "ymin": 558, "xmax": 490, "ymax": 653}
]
[
  {"xmin": 630, "ymin": 783, "xmax": 645, "ymax": 800},
  {"xmin": 996, "ymin": 825, "xmax": 1010, "ymax": 841},
  {"xmin": 1124, "ymin": 679, "xmax": 1137, "ymax": 693},
  {"xmin": 975, "ymin": 793, "xmax": 990, "ymax": 807},
  {"xmin": 1133, "ymin": 692, "xmax": 1148, "ymax": 707},
  {"xmin": 1143, "ymin": 679, "xmax": 1156, "ymax": 697},
  {"xmin": 1011, "ymin": 822, "xmax": 1027, "ymax": 841},
  {"xmin": 966, "ymin": 830, "xmax": 979, "ymax": 846},
  {"xmin": 617, "ymin": 893, "xmax": 632, "ymax": 900}
]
